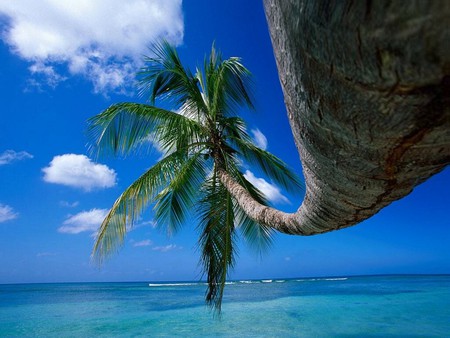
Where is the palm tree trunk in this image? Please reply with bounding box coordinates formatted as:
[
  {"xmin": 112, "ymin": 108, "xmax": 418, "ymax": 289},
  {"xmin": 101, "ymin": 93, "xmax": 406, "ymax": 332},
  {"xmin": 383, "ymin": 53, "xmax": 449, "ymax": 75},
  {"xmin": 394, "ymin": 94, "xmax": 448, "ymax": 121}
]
[
  {"xmin": 217, "ymin": 168, "xmax": 328, "ymax": 235},
  {"xmin": 222, "ymin": 1, "xmax": 450, "ymax": 235}
]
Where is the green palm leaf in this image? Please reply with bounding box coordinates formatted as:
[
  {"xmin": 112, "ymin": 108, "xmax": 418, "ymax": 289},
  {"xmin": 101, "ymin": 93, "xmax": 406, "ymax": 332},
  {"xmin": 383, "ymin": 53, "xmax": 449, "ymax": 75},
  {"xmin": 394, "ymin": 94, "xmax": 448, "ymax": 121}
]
[
  {"xmin": 236, "ymin": 206, "xmax": 273, "ymax": 255},
  {"xmin": 87, "ymin": 102, "xmax": 206, "ymax": 157},
  {"xmin": 92, "ymin": 149, "xmax": 189, "ymax": 262},
  {"xmin": 198, "ymin": 174, "xmax": 236, "ymax": 313},
  {"xmin": 138, "ymin": 41, "xmax": 207, "ymax": 113},
  {"xmin": 231, "ymin": 136, "xmax": 303, "ymax": 194},
  {"xmin": 154, "ymin": 151, "xmax": 210, "ymax": 235},
  {"xmin": 204, "ymin": 47, "xmax": 254, "ymax": 119},
  {"xmin": 219, "ymin": 57, "xmax": 254, "ymax": 112},
  {"xmin": 219, "ymin": 117, "xmax": 302, "ymax": 197}
]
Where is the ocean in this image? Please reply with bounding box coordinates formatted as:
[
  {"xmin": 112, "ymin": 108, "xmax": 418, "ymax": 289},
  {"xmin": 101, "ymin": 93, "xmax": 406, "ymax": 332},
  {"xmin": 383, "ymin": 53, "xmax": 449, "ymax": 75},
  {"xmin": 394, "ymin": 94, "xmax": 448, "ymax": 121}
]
[{"xmin": 1, "ymin": 275, "xmax": 449, "ymax": 337}]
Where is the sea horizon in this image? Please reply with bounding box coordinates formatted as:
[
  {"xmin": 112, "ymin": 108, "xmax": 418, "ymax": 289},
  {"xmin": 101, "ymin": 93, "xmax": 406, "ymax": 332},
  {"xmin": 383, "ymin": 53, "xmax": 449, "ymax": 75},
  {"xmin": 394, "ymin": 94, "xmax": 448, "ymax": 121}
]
[{"xmin": 3, "ymin": 272, "xmax": 449, "ymax": 286}]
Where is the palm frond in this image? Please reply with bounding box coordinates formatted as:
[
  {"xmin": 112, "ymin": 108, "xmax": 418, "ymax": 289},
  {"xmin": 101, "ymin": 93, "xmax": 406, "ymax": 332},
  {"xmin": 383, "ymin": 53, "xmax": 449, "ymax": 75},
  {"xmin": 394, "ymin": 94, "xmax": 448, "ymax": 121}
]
[
  {"xmin": 220, "ymin": 116, "xmax": 248, "ymax": 139},
  {"xmin": 154, "ymin": 151, "xmax": 210, "ymax": 235},
  {"xmin": 153, "ymin": 107, "xmax": 209, "ymax": 157},
  {"xmin": 198, "ymin": 174, "xmax": 236, "ymax": 313},
  {"xmin": 92, "ymin": 150, "xmax": 189, "ymax": 262},
  {"xmin": 204, "ymin": 46, "xmax": 225, "ymax": 119},
  {"xmin": 87, "ymin": 103, "xmax": 205, "ymax": 157},
  {"xmin": 138, "ymin": 41, "xmax": 207, "ymax": 113},
  {"xmin": 220, "ymin": 57, "xmax": 254, "ymax": 113},
  {"xmin": 231, "ymin": 136, "xmax": 303, "ymax": 194},
  {"xmin": 204, "ymin": 48, "xmax": 254, "ymax": 120},
  {"xmin": 236, "ymin": 206, "xmax": 273, "ymax": 255}
]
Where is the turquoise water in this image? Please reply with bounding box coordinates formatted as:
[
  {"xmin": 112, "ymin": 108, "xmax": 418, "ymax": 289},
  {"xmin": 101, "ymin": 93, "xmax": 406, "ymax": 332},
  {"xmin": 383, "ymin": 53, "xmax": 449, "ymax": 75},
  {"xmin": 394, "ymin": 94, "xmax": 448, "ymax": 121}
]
[{"xmin": 1, "ymin": 275, "xmax": 449, "ymax": 337}]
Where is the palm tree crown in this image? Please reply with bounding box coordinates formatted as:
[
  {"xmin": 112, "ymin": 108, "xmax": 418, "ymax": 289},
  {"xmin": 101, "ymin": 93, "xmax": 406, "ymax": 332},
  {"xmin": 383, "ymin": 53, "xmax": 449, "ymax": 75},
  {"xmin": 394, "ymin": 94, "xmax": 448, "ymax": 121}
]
[{"xmin": 88, "ymin": 42, "xmax": 301, "ymax": 312}]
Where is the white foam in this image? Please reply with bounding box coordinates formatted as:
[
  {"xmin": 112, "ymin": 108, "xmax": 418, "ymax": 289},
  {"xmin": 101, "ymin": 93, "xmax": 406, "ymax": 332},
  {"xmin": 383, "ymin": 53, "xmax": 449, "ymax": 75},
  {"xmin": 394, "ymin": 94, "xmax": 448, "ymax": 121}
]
[
  {"xmin": 295, "ymin": 277, "xmax": 348, "ymax": 282},
  {"xmin": 148, "ymin": 283, "xmax": 198, "ymax": 287},
  {"xmin": 323, "ymin": 278, "xmax": 348, "ymax": 281}
]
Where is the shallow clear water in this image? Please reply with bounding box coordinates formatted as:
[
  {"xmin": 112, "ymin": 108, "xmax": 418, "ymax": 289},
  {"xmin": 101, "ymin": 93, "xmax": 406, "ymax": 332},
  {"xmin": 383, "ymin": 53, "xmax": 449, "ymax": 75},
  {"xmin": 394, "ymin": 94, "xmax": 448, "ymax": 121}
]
[{"xmin": 1, "ymin": 275, "xmax": 449, "ymax": 337}]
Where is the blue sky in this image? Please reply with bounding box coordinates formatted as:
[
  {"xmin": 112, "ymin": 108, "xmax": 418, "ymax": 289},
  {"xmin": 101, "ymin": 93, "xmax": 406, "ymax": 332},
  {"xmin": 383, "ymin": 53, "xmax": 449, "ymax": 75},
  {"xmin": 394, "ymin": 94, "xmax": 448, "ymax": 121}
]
[{"xmin": 0, "ymin": 0, "xmax": 448, "ymax": 284}]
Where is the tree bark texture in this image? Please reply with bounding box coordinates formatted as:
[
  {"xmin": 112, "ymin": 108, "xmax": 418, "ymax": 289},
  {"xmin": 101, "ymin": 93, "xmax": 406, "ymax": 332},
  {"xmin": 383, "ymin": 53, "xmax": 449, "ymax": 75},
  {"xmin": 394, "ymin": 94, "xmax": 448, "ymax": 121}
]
[{"xmin": 254, "ymin": 0, "xmax": 449, "ymax": 235}]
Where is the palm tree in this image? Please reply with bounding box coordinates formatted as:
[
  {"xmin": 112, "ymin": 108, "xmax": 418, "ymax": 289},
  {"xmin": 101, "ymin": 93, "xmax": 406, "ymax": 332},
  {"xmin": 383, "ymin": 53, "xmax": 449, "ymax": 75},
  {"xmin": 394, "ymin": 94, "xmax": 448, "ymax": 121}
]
[{"xmin": 88, "ymin": 42, "xmax": 301, "ymax": 311}]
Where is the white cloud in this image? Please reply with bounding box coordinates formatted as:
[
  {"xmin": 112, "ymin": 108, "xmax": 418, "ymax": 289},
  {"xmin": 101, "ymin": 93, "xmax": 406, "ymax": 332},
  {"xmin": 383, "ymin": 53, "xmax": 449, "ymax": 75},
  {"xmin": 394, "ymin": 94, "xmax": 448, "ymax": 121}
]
[
  {"xmin": 58, "ymin": 208, "xmax": 109, "ymax": 234},
  {"xmin": 42, "ymin": 154, "xmax": 116, "ymax": 191},
  {"xmin": 59, "ymin": 200, "xmax": 80, "ymax": 208},
  {"xmin": 0, "ymin": 203, "xmax": 18, "ymax": 223},
  {"xmin": 0, "ymin": 0, "xmax": 184, "ymax": 93},
  {"xmin": 29, "ymin": 62, "xmax": 67, "ymax": 88},
  {"xmin": 133, "ymin": 239, "xmax": 153, "ymax": 247},
  {"xmin": 251, "ymin": 128, "xmax": 268, "ymax": 150},
  {"xmin": 0, "ymin": 150, "xmax": 33, "ymax": 165},
  {"xmin": 152, "ymin": 244, "xmax": 180, "ymax": 252},
  {"xmin": 243, "ymin": 170, "xmax": 289, "ymax": 204},
  {"xmin": 134, "ymin": 220, "xmax": 157, "ymax": 229}
]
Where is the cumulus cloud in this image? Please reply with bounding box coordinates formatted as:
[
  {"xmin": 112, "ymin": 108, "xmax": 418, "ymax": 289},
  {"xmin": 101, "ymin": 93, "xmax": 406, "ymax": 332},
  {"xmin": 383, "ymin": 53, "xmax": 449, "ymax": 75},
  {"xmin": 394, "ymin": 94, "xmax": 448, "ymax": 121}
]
[
  {"xmin": 0, "ymin": 203, "xmax": 18, "ymax": 223},
  {"xmin": 250, "ymin": 128, "xmax": 268, "ymax": 150},
  {"xmin": 0, "ymin": 150, "xmax": 33, "ymax": 165},
  {"xmin": 42, "ymin": 154, "xmax": 116, "ymax": 191},
  {"xmin": 133, "ymin": 239, "xmax": 153, "ymax": 247},
  {"xmin": 152, "ymin": 244, "xmax": 180, "ymax": 252},
  {"xmin": 58, "ymin": 208, "xmax": 109, "ymax": 234},
  {"xmin": 0, "ymin": 0, "xmax": 184, "ymax": 93},
  {"xmin": 243, "ymin": 170, "xmax": 289, "ymax": 204}
]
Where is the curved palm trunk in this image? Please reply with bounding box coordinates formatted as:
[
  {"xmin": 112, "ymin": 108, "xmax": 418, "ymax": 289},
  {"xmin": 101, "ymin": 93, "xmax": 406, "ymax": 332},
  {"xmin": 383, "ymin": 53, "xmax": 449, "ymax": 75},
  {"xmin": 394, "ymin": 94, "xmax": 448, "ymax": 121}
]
[
  {"xmin": 217, "ymin": 168, "xmax": 322, "ymax": 234},
  {"xmin": 223, "ymin": 1, "xmax": 449, "ymax": 235}
]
